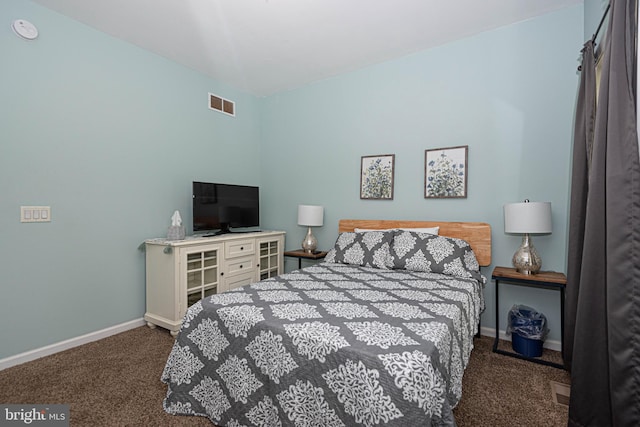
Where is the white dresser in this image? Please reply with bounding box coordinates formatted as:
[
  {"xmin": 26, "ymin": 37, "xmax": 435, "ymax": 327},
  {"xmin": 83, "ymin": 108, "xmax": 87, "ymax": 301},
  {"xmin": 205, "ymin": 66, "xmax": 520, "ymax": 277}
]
[{"xmin": 144, "ymin": 231, "xmax": 285, "ymax": 335}]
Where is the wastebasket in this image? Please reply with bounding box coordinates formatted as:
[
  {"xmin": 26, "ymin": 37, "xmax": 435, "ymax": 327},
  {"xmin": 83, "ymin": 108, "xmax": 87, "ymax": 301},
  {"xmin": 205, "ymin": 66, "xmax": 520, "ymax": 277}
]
[{"xmin": 507, "ymin": 305, "xmax": 548, "ymax": 357}]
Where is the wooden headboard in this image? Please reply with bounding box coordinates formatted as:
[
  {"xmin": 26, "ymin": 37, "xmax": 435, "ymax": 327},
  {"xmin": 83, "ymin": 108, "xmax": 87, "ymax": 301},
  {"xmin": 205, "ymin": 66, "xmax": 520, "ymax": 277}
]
[{"xmin": 338, "ymin": 219, "xmax": 492, "ymax": 267}]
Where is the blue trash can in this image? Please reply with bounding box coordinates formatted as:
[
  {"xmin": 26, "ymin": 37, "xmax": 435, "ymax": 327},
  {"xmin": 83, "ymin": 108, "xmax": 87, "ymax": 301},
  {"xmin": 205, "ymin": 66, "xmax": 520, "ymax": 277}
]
[{"xmin": 507, "ymin": 305, "xmax": 548, "ymax": 357}]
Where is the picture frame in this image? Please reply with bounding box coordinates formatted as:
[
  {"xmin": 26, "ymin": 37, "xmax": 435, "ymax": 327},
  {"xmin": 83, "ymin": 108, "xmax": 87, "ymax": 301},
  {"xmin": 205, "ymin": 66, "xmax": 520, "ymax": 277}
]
[
  {"xmin": 360, "ymin": 154, "xmax": 395, "ymax": 200},
  {"xmin": 424, "ymin": 145, "xmax": 468, "ymax": 198}
]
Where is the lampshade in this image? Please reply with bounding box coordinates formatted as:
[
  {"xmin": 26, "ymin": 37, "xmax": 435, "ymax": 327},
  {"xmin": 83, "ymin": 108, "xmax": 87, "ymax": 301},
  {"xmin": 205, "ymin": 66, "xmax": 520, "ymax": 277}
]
[
  {"xmin": 297, "ymin": 205, "xmax": 324, "ymax": 227},
  {"xmin": 504, "ymin": 201, "xmax": 552, "ymax": 234}
]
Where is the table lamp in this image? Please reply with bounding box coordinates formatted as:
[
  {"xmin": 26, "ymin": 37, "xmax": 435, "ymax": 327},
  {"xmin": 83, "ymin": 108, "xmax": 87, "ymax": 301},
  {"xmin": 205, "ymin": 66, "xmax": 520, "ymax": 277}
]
[
  {"xmin": 503, "ymin": 200, "xmax": 552, "ymax": 275},
  {"xmin": 298, "ymin": 205, "xmax": 324, "ymax": 253}
]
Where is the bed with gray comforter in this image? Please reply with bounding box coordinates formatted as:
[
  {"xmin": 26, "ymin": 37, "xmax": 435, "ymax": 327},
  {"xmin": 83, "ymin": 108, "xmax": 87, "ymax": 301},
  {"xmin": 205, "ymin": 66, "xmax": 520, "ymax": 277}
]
[{"xmin": 161, "ymin": 230, "xmax": 485, "ymax": 426}]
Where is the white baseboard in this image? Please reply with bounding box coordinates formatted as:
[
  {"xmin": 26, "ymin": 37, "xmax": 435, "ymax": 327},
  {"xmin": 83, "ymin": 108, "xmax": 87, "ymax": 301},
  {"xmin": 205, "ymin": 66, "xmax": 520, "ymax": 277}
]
[
  {"xmin": 479, "ymin": 326, "xmax": 561, "ymax": 352},
  {"xmin": 0, "ymin": 318, "xmax": 145, "ymax": 371}
]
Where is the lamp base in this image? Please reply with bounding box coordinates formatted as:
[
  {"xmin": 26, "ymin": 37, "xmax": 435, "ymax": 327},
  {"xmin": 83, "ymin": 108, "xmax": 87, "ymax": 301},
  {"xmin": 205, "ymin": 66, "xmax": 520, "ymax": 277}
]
[
  {"xmin": 512, "ymin": 234, "xmax": 542, "ymax": 275},
  {"xmin": 302, "ymin": 227, "xmax": 317, "ymax": 254}
]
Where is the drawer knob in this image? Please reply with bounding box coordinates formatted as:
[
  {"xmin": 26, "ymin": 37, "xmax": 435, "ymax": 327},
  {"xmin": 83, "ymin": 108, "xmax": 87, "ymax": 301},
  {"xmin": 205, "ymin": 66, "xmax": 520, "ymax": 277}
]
[
  {"xmin": 240, "ymin": 264, "xmax": 243, "ymax": 269},
  {"xmin": 240, "ymin": 247, "xmax": 244, "ymax": 250}
]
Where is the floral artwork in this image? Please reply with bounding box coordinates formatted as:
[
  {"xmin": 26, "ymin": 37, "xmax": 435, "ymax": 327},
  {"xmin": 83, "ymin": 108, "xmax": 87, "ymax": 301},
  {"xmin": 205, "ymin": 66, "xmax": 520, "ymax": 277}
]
[
  {"xmin": 425, "ymin": 146, "xmax": 468, "ymax": 198},
  {"xmin": 360, "ymin": 155, "xmax": 395, "ymax": 200}
]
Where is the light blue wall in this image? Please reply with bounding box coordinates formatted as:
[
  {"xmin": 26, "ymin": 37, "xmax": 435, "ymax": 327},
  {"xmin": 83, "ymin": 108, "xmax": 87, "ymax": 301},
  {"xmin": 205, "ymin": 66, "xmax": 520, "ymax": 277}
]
[
  {"xmin": 1, "ymin": 1, "xmax": 583, "ymax": 360},
  {"xmin": 0, "ymin": 0, "xmax": 261, "ymax": 359},
  {"xmin": 261, "ymin": 5, "xmax": 583, "ymax": 342}
]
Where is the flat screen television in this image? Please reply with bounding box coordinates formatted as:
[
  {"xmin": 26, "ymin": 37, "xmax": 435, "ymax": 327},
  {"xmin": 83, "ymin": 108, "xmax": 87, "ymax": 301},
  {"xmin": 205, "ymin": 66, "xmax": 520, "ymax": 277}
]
[{"xmin": 192, "ymin": 182, "xmax": 259, "ymax": 235}]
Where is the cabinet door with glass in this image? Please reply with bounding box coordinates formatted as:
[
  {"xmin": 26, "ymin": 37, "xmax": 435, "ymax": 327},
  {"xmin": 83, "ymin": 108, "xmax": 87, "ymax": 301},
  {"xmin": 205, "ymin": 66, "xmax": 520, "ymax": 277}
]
[
  {"xmin": 180, "ymin": 243, "xmax": 221, "ymax": 314},
  {"xmin": 257, "ymin": 235, "xmax": 285, "ymax": 281}
]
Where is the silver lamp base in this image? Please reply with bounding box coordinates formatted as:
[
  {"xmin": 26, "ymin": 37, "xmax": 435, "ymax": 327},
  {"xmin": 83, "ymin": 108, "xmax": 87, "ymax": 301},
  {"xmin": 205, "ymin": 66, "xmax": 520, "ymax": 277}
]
[
  {"xmin": 512, "ymin": 233, "xmax": 542, "ymax": 275},
  {"xmin": 302, "ymin": 227, "xmax": 317, "ymax": 253}
]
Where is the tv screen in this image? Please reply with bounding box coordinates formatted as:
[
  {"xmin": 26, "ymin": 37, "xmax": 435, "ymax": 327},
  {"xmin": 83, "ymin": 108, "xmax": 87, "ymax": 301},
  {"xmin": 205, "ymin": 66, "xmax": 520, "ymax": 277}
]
[{"xmin": 192, "ymin": 182, "xmax": 259, "ymax": 234}]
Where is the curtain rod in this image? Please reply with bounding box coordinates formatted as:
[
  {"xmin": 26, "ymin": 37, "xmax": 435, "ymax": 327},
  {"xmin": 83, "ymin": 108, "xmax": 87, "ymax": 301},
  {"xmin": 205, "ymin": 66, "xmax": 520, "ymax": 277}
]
[
  {"xmin": 591, "ymin": 3, "xmax": 611, "ymax": 43},
  {"xmin": 578, "ymin": 3, "xmax": 611, "ymax": 72}
]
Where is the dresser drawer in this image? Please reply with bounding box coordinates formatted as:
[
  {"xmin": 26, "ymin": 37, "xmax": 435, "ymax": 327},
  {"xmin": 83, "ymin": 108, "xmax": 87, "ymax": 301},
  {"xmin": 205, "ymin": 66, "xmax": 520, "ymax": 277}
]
[
  {"xmin": 225, "ymin": 239, "xmax": 256, "ymax": 258},
  {"xmin": 224, "ymin": 271, "xmax": 256, "ymax": 292},
  {"xmin": 224, "ymin": 255, "xmax": 256, "ymax": 276}
]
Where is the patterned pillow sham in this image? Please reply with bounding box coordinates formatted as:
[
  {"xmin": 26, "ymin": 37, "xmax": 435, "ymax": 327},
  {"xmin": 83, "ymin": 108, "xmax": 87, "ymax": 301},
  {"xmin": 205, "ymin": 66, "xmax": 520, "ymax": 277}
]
[
  {"xmin": 391, "ymin": 230, "xmax": 485, "ymax": 283},
  {"xmin": 324, "ymin": 231, "xmax": 394, "ymax": 269}
]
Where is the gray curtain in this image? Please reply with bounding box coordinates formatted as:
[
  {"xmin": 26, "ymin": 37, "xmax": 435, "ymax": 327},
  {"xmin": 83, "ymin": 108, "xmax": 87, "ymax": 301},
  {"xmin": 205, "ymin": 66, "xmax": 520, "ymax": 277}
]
[
  {"xmin": 565, "ymin": 40, "xmax": 596, "ymax": 373},
  {"xmin": 565, "ymin": 0, "xmax": 640, "ymax": 425}
]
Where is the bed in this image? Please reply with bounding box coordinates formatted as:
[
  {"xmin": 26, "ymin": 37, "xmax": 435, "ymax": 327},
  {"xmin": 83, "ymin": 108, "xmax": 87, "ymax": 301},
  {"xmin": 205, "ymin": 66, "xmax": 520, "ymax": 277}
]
[{"xmin": 161, "ymin": 219, "xmax": 491, "ymax": 426}]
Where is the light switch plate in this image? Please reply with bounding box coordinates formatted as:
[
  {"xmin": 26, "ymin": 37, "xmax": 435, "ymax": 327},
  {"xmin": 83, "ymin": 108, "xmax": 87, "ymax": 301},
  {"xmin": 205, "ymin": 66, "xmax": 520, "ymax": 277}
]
[{"xmin": 21, "ymin": 206, "xmax": 51, "ymax": 222}]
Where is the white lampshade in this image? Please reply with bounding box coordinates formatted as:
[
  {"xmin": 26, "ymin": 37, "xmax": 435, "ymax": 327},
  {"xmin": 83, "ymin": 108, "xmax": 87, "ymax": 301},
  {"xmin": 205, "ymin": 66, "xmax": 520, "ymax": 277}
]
[
  {"xmin": 504, "ymin": 201, "xmax": 552, "ymax": 234},
  {"xmin": 297, "ymin": 205, "xmax": 324, "ymax": 227}
]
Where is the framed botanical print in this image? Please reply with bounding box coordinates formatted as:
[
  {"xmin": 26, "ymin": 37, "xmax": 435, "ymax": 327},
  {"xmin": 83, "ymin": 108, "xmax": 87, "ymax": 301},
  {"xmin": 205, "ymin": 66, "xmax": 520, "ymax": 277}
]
[
  {"xmin": 425, "ymin": 145, "xmax": 468, "ymax": 198},
  {"xmin": 360, "ymin": 154, "xmax": 395, "ymax": 200}
]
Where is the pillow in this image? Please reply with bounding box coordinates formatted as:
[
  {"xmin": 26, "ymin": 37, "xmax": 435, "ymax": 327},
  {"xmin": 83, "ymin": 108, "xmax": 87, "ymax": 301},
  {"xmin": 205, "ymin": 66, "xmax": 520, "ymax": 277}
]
[
  {"xmin": 324, "ymin": 231, "xmax": 395, "ymax": 269},
  {"xmin": 390, "ymin": 230, "xmax": 485, "ymax": 282},
  {"xmin": 354, "ymin": 226, "xmax": 439, "ymax": 235},
  {"xmin": 397, "ymin": 227, "xmax": 439, "ymax": 235}
]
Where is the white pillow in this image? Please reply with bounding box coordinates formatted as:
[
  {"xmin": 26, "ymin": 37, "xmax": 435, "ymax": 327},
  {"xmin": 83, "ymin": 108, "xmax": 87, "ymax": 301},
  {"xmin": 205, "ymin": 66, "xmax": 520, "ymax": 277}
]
[
  {"xmin": 398, "ymin": 227, "xmax": 440, "ymax": 235},
  {"xmin": 354, "ymin": 226, "xmax": 439, "ymax": 235}
]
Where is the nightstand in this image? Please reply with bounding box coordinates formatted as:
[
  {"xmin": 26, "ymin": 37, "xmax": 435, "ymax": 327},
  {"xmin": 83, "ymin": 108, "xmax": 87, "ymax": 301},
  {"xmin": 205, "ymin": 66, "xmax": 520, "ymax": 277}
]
[
  {"xmin": 491, "ymin": 266, "xmax": 566, "ymax": 369},
  {"xmin": 284, "ymin": 249, "xmax": 328, "ymax": 269}
]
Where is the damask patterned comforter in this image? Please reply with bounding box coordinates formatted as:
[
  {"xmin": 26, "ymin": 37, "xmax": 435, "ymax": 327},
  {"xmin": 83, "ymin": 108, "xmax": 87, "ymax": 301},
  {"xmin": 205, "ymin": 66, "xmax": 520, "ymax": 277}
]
[{"xmin": 161, "ymin": 262, "xmax": 484, "ymax": 427}]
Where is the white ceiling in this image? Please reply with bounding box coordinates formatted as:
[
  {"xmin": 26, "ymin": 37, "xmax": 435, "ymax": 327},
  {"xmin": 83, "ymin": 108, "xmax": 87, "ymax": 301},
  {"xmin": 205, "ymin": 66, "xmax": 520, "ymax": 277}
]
[{"xmin": 31, "ymin": 0, "xmax": 582, "ymax": 96}]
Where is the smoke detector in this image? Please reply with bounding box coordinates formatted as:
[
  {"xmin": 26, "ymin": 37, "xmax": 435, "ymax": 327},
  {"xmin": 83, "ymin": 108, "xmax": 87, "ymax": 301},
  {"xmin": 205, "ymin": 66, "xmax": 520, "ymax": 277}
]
[{"xmin": 12, "ymin": 19, "xmax": 38, "ymax": 40}]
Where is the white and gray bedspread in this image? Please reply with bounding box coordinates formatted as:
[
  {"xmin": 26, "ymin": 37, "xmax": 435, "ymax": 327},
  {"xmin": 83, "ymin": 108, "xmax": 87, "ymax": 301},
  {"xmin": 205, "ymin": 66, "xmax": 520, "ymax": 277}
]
[{"xmin": 161, "ymin": 262, "xmax": 484, "ymax": 426}]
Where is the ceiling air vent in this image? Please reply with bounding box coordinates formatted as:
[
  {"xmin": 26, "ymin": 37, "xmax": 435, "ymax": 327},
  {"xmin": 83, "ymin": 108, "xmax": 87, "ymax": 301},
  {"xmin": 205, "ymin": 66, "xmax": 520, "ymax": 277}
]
[{"xmin": 209, "ymin": 93, "xmax": 235, "ymax": 117}]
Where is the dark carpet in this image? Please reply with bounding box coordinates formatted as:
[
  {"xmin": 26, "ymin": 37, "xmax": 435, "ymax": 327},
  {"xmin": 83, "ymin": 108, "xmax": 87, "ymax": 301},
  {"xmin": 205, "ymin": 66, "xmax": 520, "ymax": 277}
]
[{"xmin": 0, "ymin": 327, "xmax": 570, "ymax": 426}]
